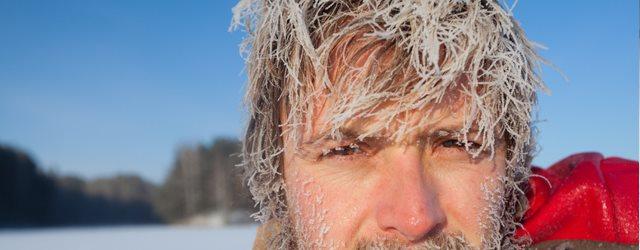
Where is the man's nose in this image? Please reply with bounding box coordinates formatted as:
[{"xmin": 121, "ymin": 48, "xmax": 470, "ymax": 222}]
[{"xmin": 374, "ymin": 146, "xmax": 446, "ymax": 242}]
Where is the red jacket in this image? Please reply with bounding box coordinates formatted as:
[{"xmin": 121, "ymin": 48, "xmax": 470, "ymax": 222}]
[{"xmin": 516, "ymin": 153, "xmax": 639, "ymax": 245}]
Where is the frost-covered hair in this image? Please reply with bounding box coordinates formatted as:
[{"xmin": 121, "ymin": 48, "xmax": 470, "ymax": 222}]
[{"xmin": 232, "ymin": 0, "xmax": 546, "ymax": 248}]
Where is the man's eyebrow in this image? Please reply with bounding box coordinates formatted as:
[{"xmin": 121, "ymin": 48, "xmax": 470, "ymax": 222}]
[
  {"xmin": 421, "ymin": 126, "xmax": 482, "ymax": 141},
  {"xmin": 302, "ymin": 128, "xmax": 362, "ymax": 146},
  {"xmin": 303, "ymin": 125, "xmax": 483, "ymax": 147},
  {"xmin": 427, "ymin": 126, "xmax": 480, "ymax": 135}
]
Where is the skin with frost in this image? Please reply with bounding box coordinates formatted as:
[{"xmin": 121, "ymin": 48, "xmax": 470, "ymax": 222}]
[
  {"xmin": 282, "ymin": 94, "xmax": 507, "ymax": 248},
  {"xmin": 231, "ymin": 0, "xmax": 547, "ymax": 248}
]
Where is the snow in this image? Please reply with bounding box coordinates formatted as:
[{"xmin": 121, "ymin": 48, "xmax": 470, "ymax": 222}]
[{"xmin": 0, "ymin": 225, "xmax": 258, "ymax": 250}]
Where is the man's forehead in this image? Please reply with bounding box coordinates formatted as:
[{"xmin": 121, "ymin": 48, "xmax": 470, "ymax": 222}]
[
  {"xmin": 283, "ymin": 22, "xmax": 483, "ymax": 145},
  {"xmin": 304, "ymin": 92, "xmax": 474, "ymax": 143}
]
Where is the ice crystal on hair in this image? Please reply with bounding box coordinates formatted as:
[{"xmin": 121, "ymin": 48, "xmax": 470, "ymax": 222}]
[{"xmin": 232, "ymin": 0, "xmax": 547, "ymax": 248}]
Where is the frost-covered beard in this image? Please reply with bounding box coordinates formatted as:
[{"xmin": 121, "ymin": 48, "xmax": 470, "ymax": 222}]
[
  {"xmin": 355, "ymin": 233, "xmax": 473, "ymax": 249},
  {"xmin": 264, "ymin": 176, "xmax": 522, "ymax": 250},
  {"xmin": 478, "ymin": 175, "xmax": 530, "ymax": 250}
]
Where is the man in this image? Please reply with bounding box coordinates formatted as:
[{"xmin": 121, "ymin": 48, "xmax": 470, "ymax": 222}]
[{"xmin": 231, "ymin": 0, "xmax": 638, "ymax": 249}]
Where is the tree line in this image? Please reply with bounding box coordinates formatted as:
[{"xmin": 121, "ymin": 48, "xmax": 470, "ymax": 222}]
[{"xmin": 0, "ymin": 138, "xmax": 254, "ymax": 228}]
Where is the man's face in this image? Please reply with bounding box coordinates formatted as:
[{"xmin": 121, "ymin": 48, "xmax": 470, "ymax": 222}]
[{"xmin": 281, "ymin": 94, "xmax": 508, "ymax": 249}]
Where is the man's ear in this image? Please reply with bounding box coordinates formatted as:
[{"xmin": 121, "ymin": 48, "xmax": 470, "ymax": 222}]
[{"xmin": 253, "ymin": 219, "xmax": 282, "ymax": 250}]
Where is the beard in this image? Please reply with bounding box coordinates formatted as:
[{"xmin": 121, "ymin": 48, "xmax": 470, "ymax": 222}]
[
  {"xmin": 354, "ymin": 233, "xmax": 474, "ymax": 250},
  {"xmin": 264, "ymin": 176, "xmax": 526, "ymax": 250}
]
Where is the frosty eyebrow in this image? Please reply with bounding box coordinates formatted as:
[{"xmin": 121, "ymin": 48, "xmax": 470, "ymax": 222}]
[
  {"xmin": 427, "ymin": 127, "xmax": 480, "ymax": 138},
  {"xmin": 303, "ymin": 125, "xmax": 482, "ymax": 149},
  {"xmin": 302, "ymin": 128, "xmax": 369, "ymax": 148}
]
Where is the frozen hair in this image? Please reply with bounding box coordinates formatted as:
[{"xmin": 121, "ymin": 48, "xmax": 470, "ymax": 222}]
[{"xmin": 232, "ymin": 0, "xmax": 546, "ymax": 247}]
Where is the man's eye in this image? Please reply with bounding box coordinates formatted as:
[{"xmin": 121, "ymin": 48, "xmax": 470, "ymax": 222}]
[
  {"xmin": 441, "ymin": 139, "xmax": 481, "ymax": 149},
  {"xmin": 321, "ymin": 143, "xmax": 363, "ymax": 158}
]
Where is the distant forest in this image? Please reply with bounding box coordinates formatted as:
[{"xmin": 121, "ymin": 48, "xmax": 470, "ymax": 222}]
[{"xmin": 0, "ymin": 138, "xmax": 254, "ymax": 228}]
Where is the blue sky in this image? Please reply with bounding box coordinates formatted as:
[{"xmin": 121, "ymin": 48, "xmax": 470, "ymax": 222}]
[{"xmin": 0, "ymin": 0, "xmax": 637, "ymax": 184}]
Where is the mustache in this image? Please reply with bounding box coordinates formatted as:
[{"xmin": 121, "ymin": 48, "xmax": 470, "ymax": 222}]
[{"xmin": 355, "ymin": 232, "xmax": 475, "ymax": 250}]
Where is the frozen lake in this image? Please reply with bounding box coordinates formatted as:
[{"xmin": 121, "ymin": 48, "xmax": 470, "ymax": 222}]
[{"xmin": 0, "ymin": 225, "xmax": 258, "ymax": 250}]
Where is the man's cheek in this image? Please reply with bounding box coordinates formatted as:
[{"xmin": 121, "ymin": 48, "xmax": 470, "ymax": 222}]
[
  {"xmin": 286, "ymin": 169, "xmax": 326, "ymax": 243},
  {"xmin": 286, "ymin": 167, "xmax": 370, "ymax": 248},
  {"xmin": 448, "ymin": 183, "xmax": 490, "ymax": 245},
  {"xmin": 286, "ymin": 168, "xmax": 345, "ymax": 248},
  {"xmin": 324, "ymin": 183, "xmax": 373, "ymax": 247},
  {"xmin": 435, "ymin": 161, "xmax": 504, "ymax": 245}
]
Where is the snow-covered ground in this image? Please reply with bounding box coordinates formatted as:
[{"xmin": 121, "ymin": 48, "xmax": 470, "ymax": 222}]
[{"xmin": 0, "ymin": 225, "xmax": 258, "ymax": 250}]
